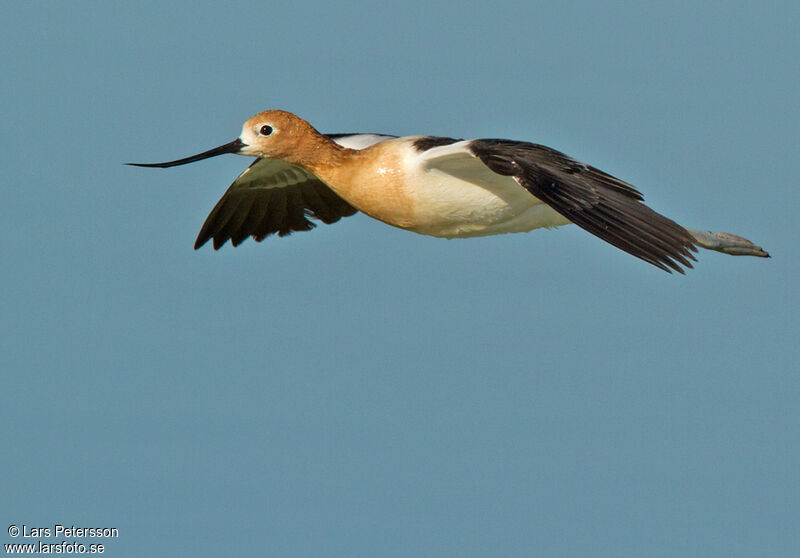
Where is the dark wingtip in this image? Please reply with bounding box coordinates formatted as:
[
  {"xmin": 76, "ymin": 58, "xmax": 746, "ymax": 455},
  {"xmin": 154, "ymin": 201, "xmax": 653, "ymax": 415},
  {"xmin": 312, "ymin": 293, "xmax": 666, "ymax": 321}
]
[{"xmin": 194, "ymin": 234, "xmax": 210, "ymax": 250}]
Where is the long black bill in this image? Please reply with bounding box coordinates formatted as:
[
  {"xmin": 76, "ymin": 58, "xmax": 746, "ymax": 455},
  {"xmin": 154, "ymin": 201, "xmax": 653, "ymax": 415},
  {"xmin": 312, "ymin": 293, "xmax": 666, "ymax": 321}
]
[{"xmin": 126, "ymin": 138, "xmax": 245, "ymax": 168}]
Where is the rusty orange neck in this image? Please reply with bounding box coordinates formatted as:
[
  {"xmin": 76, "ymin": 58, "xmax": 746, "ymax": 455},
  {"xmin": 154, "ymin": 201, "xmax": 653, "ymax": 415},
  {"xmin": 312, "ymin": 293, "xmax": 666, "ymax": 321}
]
[{"xmin": 284, "ymin": 132, "xmax": 356, "ymax": 173}]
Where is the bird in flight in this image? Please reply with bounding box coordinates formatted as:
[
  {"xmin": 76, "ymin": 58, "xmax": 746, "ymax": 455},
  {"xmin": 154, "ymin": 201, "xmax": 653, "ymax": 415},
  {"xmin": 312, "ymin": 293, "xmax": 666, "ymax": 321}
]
[{"xmin": 128, "ymin": 110, "xmax": 768, "ymax": 273}]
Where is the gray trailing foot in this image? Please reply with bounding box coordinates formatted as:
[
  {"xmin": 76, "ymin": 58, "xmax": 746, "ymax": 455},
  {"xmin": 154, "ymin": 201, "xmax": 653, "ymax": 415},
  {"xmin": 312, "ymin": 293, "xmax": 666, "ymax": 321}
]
[{"xmin": 687, "ymin": 228, "xmax": 770, "ymax": 257}]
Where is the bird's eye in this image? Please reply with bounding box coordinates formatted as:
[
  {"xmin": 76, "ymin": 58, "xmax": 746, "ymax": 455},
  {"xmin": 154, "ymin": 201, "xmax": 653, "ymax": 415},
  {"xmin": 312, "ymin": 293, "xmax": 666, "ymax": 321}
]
[{"xmin": 259, "ymin": 125, "xmax": 273, "ymax": 136}]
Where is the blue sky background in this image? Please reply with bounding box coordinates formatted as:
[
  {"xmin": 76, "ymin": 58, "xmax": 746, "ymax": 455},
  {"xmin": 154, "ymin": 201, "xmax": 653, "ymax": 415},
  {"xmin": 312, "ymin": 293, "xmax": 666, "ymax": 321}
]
[{"xmin": 2, "ymin": 1, "xmax": 798, "ymax": 556}]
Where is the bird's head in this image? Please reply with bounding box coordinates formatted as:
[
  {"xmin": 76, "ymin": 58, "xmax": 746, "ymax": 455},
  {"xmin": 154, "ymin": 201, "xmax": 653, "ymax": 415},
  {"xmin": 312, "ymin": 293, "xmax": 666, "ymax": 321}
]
[{"xmin": 127, "ymin": 109, "xmax": 323, "ymax": 169}]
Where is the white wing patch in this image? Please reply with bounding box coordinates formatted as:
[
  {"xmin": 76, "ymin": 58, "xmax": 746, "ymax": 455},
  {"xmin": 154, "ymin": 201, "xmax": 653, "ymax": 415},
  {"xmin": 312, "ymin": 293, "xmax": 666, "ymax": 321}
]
[{"xmin": 331, "ymin": 133, "xmax": 395, "ymax": 150}]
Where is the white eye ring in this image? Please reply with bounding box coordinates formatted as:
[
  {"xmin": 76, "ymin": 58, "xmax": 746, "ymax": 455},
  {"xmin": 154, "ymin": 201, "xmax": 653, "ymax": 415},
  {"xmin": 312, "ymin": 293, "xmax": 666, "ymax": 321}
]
[{"xmin": 259, "ymin": 124, "xmax": 274, "ymax": 136}]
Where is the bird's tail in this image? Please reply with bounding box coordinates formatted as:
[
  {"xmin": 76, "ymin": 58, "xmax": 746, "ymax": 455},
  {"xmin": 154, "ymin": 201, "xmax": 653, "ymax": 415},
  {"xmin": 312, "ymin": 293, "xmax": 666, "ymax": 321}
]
[{"xmin": 686, "ymin": 228, "xmax": 770, "ymax": 257}]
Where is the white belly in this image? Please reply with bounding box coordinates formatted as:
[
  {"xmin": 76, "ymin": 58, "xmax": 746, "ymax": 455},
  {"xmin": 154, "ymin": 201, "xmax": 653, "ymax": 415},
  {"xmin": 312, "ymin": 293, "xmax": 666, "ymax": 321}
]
[{"xmin": 402, "ymin": 144, "xmax": 571, "ymax": 238}]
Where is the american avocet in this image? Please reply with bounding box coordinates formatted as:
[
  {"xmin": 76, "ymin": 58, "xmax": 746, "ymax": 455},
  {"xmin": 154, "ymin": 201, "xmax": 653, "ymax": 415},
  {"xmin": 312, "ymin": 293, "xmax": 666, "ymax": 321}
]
[{"xmin": 128, "ymin": 110, "xmax": 769, "ymax": 273}]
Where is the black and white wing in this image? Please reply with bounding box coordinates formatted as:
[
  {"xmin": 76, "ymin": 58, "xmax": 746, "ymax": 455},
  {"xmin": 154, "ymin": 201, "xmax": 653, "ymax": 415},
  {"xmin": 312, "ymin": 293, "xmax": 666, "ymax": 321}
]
[
  {"xmin": 432, "ymin": 138, "xmax": 699, "ymax": 273},
  {"xmin": 194, "ymin": 133, "xmax": 395, "ymax": 249}
]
